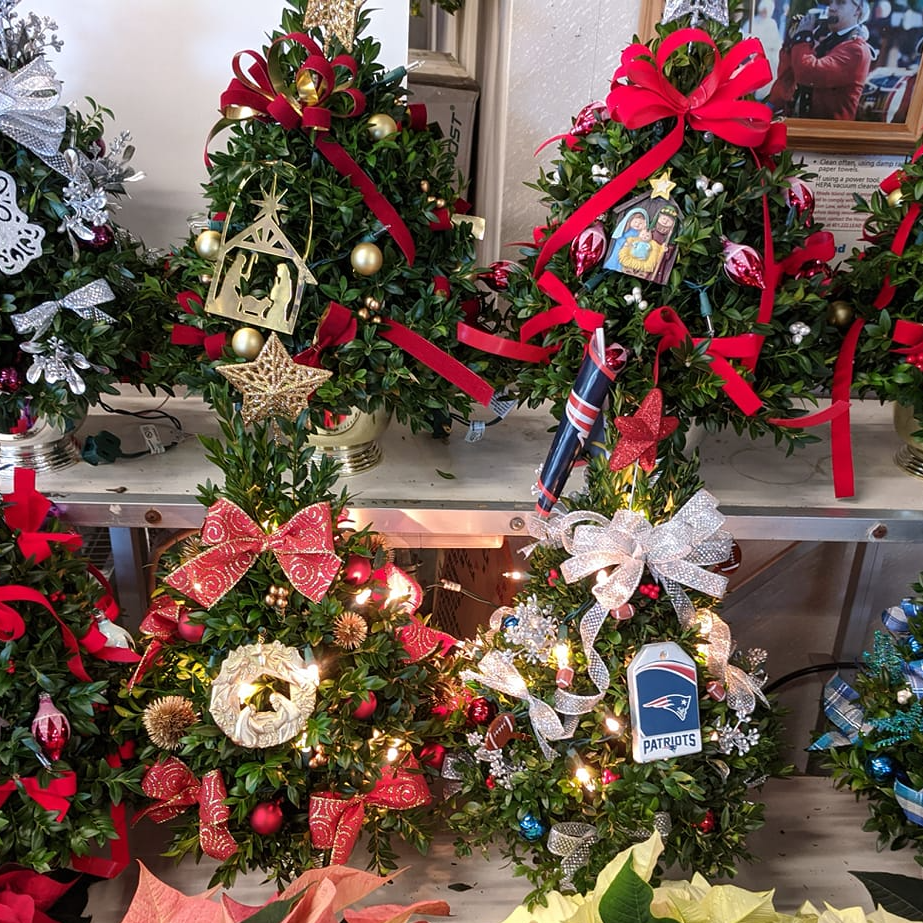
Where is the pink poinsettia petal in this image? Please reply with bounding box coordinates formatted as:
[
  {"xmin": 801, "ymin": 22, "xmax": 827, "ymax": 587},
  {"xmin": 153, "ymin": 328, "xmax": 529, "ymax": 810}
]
[{"xmin": 343, "ymin": 899, "xmax": 452, "ymax": 923}]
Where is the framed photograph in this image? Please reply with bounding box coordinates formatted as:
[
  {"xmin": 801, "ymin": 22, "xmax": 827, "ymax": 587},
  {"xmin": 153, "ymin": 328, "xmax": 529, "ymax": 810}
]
[{"xmin": 637, "ymin": 0, "xmax": 923, "ymax": 153}]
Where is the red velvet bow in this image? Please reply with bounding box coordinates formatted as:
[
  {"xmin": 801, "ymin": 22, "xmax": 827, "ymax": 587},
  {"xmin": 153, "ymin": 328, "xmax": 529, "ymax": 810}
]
[
  {"xmin": 534, "ymin": 30, "xmax": 774, "ymax": 275},
  {"xmin": 135, "ymin": 758, "xmax": 237, "ymax": 860},
  {"xmin": 643, "ymin": 306, "xmax": 763, "ymax": 415},
  {"xmin": 308, "ymin": 765, "xmax": 431, "ymax": 864},
  {"xmin": 165, "ymin": 499, "xmax": 341, "ymax": 609},
  {"xmin": 2, "ymin": 469, "xmax": 82, "ymax": 564},
  {"xmin": 0, "ymin": 772, "xmax": 77, "ymax": 822},
  {"xmin": 171, "ymin": 291, "xmax": 227, "ymax": 361},
  {"xmin": 293, "ymin": 301, "xmax": 358, "ymax": 367}
]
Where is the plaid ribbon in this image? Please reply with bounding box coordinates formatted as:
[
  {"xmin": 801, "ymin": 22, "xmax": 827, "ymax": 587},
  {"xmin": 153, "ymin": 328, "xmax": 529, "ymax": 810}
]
[
  {"xmin": 810, "ymin": 674, "xmax": 866, "ymax": 750},
  {"xmin": 894, "ymin": 779, "xmax": 923, "ymax": 826}
]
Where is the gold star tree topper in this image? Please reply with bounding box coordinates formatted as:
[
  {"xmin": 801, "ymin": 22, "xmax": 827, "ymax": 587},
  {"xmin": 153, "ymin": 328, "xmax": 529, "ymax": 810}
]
[
  {"xmin": 303, "ymin": 0, "xmax": 364, "ymax": 52},
  {"xmin": 217, "ymin": 333, "xmax": 332, "ymax": 425}
]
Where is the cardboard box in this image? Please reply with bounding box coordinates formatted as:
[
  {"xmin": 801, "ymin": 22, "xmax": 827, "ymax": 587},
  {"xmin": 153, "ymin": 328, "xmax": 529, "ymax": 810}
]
[{"xmin": 408, "ymin": 49, "xmax": 479, "ymax": 191}]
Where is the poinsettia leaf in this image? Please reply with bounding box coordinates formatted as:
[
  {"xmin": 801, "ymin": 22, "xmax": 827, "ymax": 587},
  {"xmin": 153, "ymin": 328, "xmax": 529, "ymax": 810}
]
[
  {"xmin": 278, "ymin": 866, "xmax": 405, "ymax": 915},
  {"xmin": 121, "ymin": 862, "xmax": 223, "ymax": 923},
  {"xmin": 850, "ymin": 871, "xmax": 923, "ymax": 919},
  {"xmin": 597, "ymin": 862, "xmax": 680, "ymax": 923},
  {"xmin": 342, "ymin": 899, "xmax": 451, "ymax": 923}
]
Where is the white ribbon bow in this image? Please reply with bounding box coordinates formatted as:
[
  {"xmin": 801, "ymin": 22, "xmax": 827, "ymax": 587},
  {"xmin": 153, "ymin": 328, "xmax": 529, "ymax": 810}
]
[
  {"xmin": 0, "ymin": 57, "xmax": 66, "ymax": 160},
  {"xmin": 703, "ymin": 610, "xmax": 768, "ymax": 717},
  {"xmin": 12, "ymin": 279, "xmax": 116, "ymax": 337},
  {"xmin": 558, "ymin": 489, "xmax": 732, "ymax": 628}
]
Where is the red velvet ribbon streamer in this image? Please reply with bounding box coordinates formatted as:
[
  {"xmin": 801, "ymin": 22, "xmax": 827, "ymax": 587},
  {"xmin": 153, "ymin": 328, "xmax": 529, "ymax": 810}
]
[
  {"xmin": 135, "ymin": 758, "xmax": 237, "ymax": 860},
  {"xmin": 308, "ymin": 766, "xmax": 431, "ymax": 865},
  {"xmin": 77, "ymin": 563, "xmax": 141, "ymax": 665},
  {"xmin": 165, "ymin": 499, "xmax": 341, "ymax": 608},
  {"xmin": 534, "ymin": 30, "xmax": 773, "ymax": 276},
  {"xmin": 171, "ymin": 292, "xmax": 227, "ymax": 361},
  {"xmin": 2, "ymin": 469, "xmax": 83, "ymax": 564},
  {"xmin": 0, "ymin": 772, "xmax": 78, "ymax": 822},
  {"xmin": 0, "ymin": 586, "xmax": 37, "ymax": 641},
  {"xmin": 643, "ymin": 306, "xmax": 764, "ymax": 415}
]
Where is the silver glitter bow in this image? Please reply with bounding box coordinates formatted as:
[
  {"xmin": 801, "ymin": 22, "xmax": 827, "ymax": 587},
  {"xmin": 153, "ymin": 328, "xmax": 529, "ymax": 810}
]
[
  {"xmin": 0, "ymin": 56, "xmax": 66, "ymax": 161},
  {"xmin": 553, "ymin": 601, "xmax": 609, "ymax": 723},
  {"xmin": 462, "ymin": 650, "xmax": 573, "ymax": 760},
  {"xmin": 12, "ymin": 278, "xmax": 116, "ymax": 337},
  {"xmin": 547, "ymin": 822, "xmax": 598, "ymax": 885},
  {"xmin": 558, "ymin": 490, "xmax": 732, "ymax": 628},
  {"xmin": 22, "ymin": 335, "xmax": 107, "ymax": 394},
  {"xmin": 702, "ymin": 610, "xmax": 768, "ymax": 718}
]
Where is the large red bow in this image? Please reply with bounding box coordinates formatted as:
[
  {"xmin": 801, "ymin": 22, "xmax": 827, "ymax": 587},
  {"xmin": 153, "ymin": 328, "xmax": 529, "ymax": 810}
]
[
  {"xmin": 0, "ymin": 772, "xmax": 77, "ymax": 822},
  {"xmin": 308, "ymin": 765, "xmax": 431, "ymax": 864},
  {"xmin": 2, "ymin": 468, "xmax": 82, "ymax": 563},
  {"xmin": 135, "ymin": 757, "xmax": 237, "ymax": 860},
  {"xmin": 534, "ymin": 30, "xmax": 774, "ymax": 275},
  {"xmin": 166, "ymin": 499, "xmax": 341, "ymax": 609}
]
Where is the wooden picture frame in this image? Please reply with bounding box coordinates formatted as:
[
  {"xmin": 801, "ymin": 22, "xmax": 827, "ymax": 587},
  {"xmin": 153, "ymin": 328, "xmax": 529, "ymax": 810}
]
[{"xmin": 637, "ymin": 0, "xmax": 923, "ymax": 154}]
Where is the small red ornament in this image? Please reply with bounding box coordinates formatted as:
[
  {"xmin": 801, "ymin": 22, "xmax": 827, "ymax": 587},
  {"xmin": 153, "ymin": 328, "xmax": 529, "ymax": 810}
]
[
  {"xmin": 420, "ymin": 742, "xmax": 447, "ymax": 769},
  {"xmin": 0, "ymin": 368, "xmax": 22, "ymax": 393},
  {"xmin": 601, "ymin": 769, "xmax": 620, "ymax": 785},
  {"xmin": 785, "ymin": 177, "xmax": 815, "ymax": 222},
  {"xmin": 485, "ymin": 776, "xmax": 496, "ymax": 789},
  {"xmin": 344, "ymin": 554, "xmax": 372, "ymax": 586},
  {"xmin": 609, "ymin": 388, "xmax": 679, "ymax": 474},
  {"xmin": 478, "ymin": 261, "xmax": 516, "ymax": 292},
  {"xmin": 250, "ymin": 801, "xmax": 284, "ymax": 835},
  {"xmin": 571, "ymin": 100, "xmax": 608, "ymax": 136},
  {"xmin": 795, "ymin": 259, "xmax": 833, "ymax": 285},
  {"xmin": 570, "ymin": 222, "xmax": 607, "ymax": 276},
  {"xmin": 352, "ymin": 691, "xmax": 377, "ymax": 720},
  {"xmin": 611, "ymin": 602, "xmax": 635, "ymax": 621},
  {"xmin": 695, "ymin": 808, "xmax": 716, "ymax": 833},
  {"xmin": 31, "ymin": 693, "xmax": 70, "ymax": 762},
  {"xmin": 706, "ymin": 680, "xmax": 727, "ymax": 702},
  {"xmin": 79, "ymin": 224, "xmax": 115, "ymax": 252},
  {"xmin": 548, "ymin": 568, "xmax": 559, "ymax": 587},
  {"xmin": 604, "ymin": 343, "xmax": 631, "ymax": 375},
  {"xmin": 177, "ymin": 610, "xmax": 206, "ymax": 643},
  {"xmin": 466, "ymin": 697, "xmax": 497, "ymax": 727},
  {"xmin": 639, "ymin": 583, "xmax": 660, "ymax": 600},
  {"xmin": 722, "ymin": 239, "xmax": 765, "ymax": 289}
]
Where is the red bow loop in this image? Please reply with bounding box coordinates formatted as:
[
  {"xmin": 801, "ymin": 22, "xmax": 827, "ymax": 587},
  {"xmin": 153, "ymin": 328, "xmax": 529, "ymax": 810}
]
[
  {"xmin": 0, "ymin": 772, "xmax": 78, "ymax": 822},
  {"xmin": 2, "ymin": 468, "xmax": 83, "ymax": 564}
]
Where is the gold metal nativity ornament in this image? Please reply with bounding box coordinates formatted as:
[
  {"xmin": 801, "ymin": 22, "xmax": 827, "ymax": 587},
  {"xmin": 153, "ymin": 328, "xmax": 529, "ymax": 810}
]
[{"xmin": 205, "ymin": 190, "xmax": 317, "ymax": 335}]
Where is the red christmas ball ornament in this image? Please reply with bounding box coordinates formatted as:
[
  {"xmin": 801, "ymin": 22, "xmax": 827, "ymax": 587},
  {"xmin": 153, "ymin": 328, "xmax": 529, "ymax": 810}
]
[
  {"xmin": 601, "ymin": 769, "xmax": 620, "ymax": 785},
  {"xmin": 478, "ymin": 260, "xmax": 516, "ymax": 292},
  {"xmin": 31, "ymin": 693, "xmax": 70, "ymax": 762},
  {"xmin": 485, "ymin": 775, "xmax": 496, "ymax": 790},
  {"xmin": 571, "ymin": 100, "xmax": 609, "ymax": 137},
  {"xmin": 547, "ymin": 568, "xmax": 559, "ymax": 587},
  {"xmin": 420, "ymin": 742, "xmax": 447, "ymax": 770},
  {"xmin": 721, "ymin": 239, "xmax": 765, "ymax": 289},
  {"xmin": 344, "ymin": 554, "xmax": 372, "ymax": 586},
  {"xmin": 796, "ymin": 259, "xmax": 833, "ymax": 286},
  {"xmin": 695, "ymin": 808, "xmax": 717, "ymax": 833},
  {"xmin": 352, "ymin": 691, "xmax": 377, "ymax": 720},
  {"xmin": 0, "ymin": 367, "xmax": 22, "ymax": 393},
  {"xmin": 177, "ymin": 610, "xmax": 206, "ymax": 643},
  {"xmin": 785, "ymin": 176, "xmax": 815, "ymax": 222},
  {"xmin": 604, "ymin": 342, "xmax": 631, "ymax": 374},
  {"xmin": 250, "ymin": 801, "xmax": 284, "ymax": 835},
  {"xmin": 570, "ymin": 222, "xmax": 607, "ymax": 276},
  {"xmin": 466, "ymin": 697, "xmax": 497, "ymax": 727},
  {"xmin": 79, "ymin": 224, "xmax": 115, "ymax": 252}
]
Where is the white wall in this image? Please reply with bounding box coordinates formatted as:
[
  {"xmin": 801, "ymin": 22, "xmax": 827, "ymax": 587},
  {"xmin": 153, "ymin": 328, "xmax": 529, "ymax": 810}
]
[{"xmin": 34, "ymin": 1, "xmax": 409, "ymax": 249}]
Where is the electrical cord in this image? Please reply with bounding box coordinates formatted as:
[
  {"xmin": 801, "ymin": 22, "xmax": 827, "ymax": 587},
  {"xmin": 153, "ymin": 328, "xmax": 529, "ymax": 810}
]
[{"xmin": 764, "ymin": 660, "xmax": 857, "ymax": 693}]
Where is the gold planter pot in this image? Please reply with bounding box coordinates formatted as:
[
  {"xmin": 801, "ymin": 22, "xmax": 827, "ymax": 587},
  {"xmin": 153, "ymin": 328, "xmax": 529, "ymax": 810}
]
[
  {"xmin": 307, "ymin": 408, "xmax": 390, "ymax": 476},
  {"xmin": 892, "ymin": 401, "xmax": 923, "ymax": 478}
]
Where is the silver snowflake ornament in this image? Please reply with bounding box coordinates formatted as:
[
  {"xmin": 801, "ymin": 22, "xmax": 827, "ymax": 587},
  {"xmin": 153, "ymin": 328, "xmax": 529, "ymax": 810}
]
[{"xmin": 662, "ymin": 0, "xmax": 729, "ymax": 26}]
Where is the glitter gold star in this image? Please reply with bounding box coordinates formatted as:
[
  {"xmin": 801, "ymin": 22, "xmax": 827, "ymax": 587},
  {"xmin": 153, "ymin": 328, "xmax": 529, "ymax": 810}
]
[
  {"xmin": 303, "ymin": 0, "xmax": 364, "ymax": 52},
  {"xmin": 649, "ymin": 171, "xmax": 677, "ymax": 200},
  {"xmin": 217, "ymin": 333, "xmax": 332, "ymax": 425}
]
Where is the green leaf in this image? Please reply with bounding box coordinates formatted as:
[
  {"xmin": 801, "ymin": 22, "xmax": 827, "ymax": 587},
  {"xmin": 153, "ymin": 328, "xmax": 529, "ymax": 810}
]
[
  {"xmin": 241, "ymin": 887, "xmax": 308, "ymax": 923},
  {"xmin": 850, "ymin": 870, "xmax": 923, "ymax": 919},
  {"xmin": 597, "ymin": 861, "xmax": 679, "ymax": 923}
]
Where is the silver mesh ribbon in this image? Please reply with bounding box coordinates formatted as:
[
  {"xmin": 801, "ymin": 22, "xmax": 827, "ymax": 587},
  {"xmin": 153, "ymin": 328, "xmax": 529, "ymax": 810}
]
[
  {"xmin": 547, "ymin": 822, "xmax": 598, "ymax": 885},
  {"xmin": 554, "ymin": 601, "xmax": 609, "ymax": 723},
  {"xmin": 22, "ymin": 335, "xmax": 106, "ymax": 395},
  {"xmin": 559, "ymin": 490, "xmax": 732, "ymax": 628},
  {"xmin": 0, "ymin": 57, "xmax": 66, "ymax": 163},
  {"xmin": 12, "ymin": 278, "xmax": 116, "ymax": 337},
  {"xmin": 440, "ymin": 751, "xmax": 472, "ymax": 798},
  {"xmin": 462, "ymin": 650, "xmax": 573, "ymax": 760},
  {"xmin": 703, "ymin": 610, "xmax": 768, "ymax": 717}
]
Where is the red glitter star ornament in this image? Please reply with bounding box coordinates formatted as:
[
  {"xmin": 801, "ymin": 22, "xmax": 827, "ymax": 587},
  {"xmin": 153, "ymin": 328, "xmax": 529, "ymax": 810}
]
[{"xmin": 608, "ymin": 388, "xmax": 679, "ymax": 473}]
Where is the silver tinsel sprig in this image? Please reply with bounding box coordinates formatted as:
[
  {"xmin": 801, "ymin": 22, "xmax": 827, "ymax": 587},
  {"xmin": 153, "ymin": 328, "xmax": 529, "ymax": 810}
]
[
  {"xmin": 21, "ymin": 335, "xmax": 106, "ymax": 394},
  {"xmin": 503, "ymin": 594, "xmax": 558, "ymax": 664},
  {"xmin": 467, "ymin": 730, "xmax": 524, "ymax": 789},
  {"xmin": 0, "ymin": 1, "xmax": 61, "ymax": 69},
  {"xmin": 714, "ymin": 719, "xmax": 760, "ymax": 756}
]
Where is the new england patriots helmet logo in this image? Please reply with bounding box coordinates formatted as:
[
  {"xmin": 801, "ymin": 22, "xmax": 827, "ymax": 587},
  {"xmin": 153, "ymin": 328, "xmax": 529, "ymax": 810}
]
[{"xmin": 642, "ymin": 693, "xmax": 691, "ymax": 721}]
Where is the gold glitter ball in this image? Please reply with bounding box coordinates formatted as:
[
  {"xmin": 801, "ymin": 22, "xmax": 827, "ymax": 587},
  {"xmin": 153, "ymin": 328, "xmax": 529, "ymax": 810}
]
[
  {"xmin": 303, "ymin": 0, "xmax": 363, "ymax": 52},
  {"xmin": 333, "ymin": 611, "xmax": 369, "ymax": 650},
  {"xmin": 142, "ymin": 696, "xmax": 197, "ymax": 750},
  {"xmin": 217, "ymin": 333, "xmax": 332, "ymax": 426}
]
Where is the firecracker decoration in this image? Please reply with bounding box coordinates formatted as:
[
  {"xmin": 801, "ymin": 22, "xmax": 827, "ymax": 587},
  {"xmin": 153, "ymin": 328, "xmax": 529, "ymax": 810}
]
[
  {"xmin": 162, "ymin": 1, "xmax": 509, "ymax": 436},
  {"xmin": 118, "ymin": 384, "xmax": 468, "ymax": 888},
  {"xmin": 812, "ymin": 577, "xmax": 923, "ymax": 862},
  {"xmin": 142, "ymin": 696, "xmax": 198, "ymax": 750},
  {"xmin": 0, "ymin": 0, "xmax": 178, "ymax": 434},
  {"xmin": 448, "ymin": 396, "xmax": 787, "ymax": 902},
  {"xmin": 0, "ymin": 467, "xmax": 142, "ymax": 874}
]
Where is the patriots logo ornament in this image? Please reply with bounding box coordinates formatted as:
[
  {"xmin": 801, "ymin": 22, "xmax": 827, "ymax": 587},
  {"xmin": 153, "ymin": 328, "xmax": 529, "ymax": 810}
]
[{"xmin": 628, "ymin": 642, "xmax": 702, "ymax": 763}]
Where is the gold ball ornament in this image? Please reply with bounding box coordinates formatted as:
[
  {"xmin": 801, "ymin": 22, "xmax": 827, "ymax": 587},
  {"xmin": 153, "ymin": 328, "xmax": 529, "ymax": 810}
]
[
  {"xmin": 195, "ymin": 229, "xmax": 222, "ymax": 260},
  {"xmin": 827, "ymin": 300, "xmax": 855, "ymax": 328},
  {"xmin": 350, "ymin": 241, "xmax": 383, "ymax": 276},
  {"xmin": 367, "ymin": 113, "xmax": 398, "ymax": 141},
  {"xmin": 887, "ymin": 188, "xmax": 904, "ymax": 207},
  {"xmin": 364, "ymin": 296, "xmax": 380, "ymax": 312},
  {"xmin": 231, "ymin": 326, "xmax": 265, "ymax": 360},
  {"xmin": 420, "ymin": 180, "xmax": 430, "ymax": 193},
  {"xmin": 357, "ymin": 307, "xmax": 370, "ymax": 321}
]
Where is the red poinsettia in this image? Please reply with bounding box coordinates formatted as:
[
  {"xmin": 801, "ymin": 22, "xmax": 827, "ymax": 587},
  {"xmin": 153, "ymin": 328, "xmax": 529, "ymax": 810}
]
[{"xmin": 0, "ymin": 866, "xmax": 74, "ymax": 923}]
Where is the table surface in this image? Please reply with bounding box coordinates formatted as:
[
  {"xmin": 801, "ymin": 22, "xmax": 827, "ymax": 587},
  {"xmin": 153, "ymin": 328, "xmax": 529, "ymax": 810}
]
[{"xmin": 5, "ymin": 391, "xmax": 923, "ymax": 545}]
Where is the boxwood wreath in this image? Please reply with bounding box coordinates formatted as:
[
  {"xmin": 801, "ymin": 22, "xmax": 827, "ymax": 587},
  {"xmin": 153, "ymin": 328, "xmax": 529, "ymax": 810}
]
[{"xmin": 163, "ymin": 1, "xmax": 508, "ymax": 435}]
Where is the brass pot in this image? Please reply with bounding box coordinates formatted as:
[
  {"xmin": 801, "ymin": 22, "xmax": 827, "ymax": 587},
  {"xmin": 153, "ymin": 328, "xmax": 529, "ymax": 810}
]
[{"xmin": 307, "ymin": 408, "xmax": 390, "ymax": 476}]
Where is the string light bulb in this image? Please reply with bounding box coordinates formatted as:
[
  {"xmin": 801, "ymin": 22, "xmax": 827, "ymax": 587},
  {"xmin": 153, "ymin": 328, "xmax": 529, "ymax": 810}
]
[
  {"xmin": 595, "ymin": 569, "xmax": 609, "ymax": 586},
  {"xmin": 603, "ymin": 713, "xmax": 623, "ymax": 736},
  {"xmin": 502, "ymin": 570, "xmax": 530, "ymax": 581},
  {"xmin": 574, "ymin": 765, "xmax": 596, "ymax": 791},
  {"xmin": 355, "ymin": 588, "xmax": 372, "ymax": 605}
]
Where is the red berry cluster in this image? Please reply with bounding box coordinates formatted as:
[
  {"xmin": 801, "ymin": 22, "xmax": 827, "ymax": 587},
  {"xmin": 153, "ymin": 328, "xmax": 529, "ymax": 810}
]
[{"xmin": 638, "ymin": 583, "xmax": 660, "ymax": 600}]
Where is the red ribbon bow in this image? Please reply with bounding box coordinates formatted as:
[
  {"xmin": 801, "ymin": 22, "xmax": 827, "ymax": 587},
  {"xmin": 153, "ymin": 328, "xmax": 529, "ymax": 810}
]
[
  {"xmin": 165, "ymin": 499, "xmax": 341, "ymax": 609},
  {"xmin": 2, "ymin": 469, "xmax": 82, "ymax": 564},
  {"xmin": 135, "ymin": 758, "xmax": 237, "ymax": 860},
  {"xmin": 534, "ymin": 30, "xmax": 774, "ymax": 276},
  {"xmin": 293, "ymin": 301, "xmax": 358, "ymax": 367},
  {"xmin": 171, "ymin": 291, "xmax": 227, "ymax": 361},
  {"xmin": 308, "ymin": 765, "xmax": 431, "ymax": 864},
  {"xmin": 127, "ymin": 595, "xmax": 188, "ymax": 691},
  {"xmin": 0, "ymin": 772, "xmax": 77, "ymax": 822}
]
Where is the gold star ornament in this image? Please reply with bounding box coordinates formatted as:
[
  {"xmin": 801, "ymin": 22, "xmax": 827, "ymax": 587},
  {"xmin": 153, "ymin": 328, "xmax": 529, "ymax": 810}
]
[
  {"xmin": 649, "ymin": 170, "xmax": 677, "ymax": 200},
  {"xmin": 217, "ymin": 333, "xmax": 332, "ymax": 425},
  {"xmin": 303, "ymin": 0, "xmax": 364, "ymax": 52}
]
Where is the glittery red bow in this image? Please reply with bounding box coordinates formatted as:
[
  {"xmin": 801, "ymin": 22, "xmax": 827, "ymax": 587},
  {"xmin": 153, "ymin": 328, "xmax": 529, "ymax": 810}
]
[
  {"xmin": 135, "ymin": 757, "xmax": 237, "ymax": 860},
  {"xmin": 0, "ymin": 772, "xmax": 77, "ymax": 822},
  {"xmin": 165, "ymin": 499, "xmax": 341, "ymax": 609},
  {"xmin": 127, "ymin": 595, "xmax": 187, "ymax": 691},
  {"xmin": 309, "ymin": 765, "xmax": 431, "ymax": 864}
]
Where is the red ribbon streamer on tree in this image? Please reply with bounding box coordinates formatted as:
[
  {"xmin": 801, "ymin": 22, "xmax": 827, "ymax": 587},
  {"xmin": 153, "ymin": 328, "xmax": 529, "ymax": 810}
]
[
  {"xmin": 135, "ymin": 757, "xmax": 237, "ymax": 860},
  {"xmin": 171, "ymin": 292, "xmax": 227, "ymax": 361},
  {"xmin": 533, "ymin": 29, "xmax": 773, "ymax": 276},
  {"xmin": 2, "ymin": 468, "xmax": 83, "ymax": 563},
  {"xmin": 165, "ymin": 499, "xmax": 341, "ymax": 608},
  {"xmin": 308, "ymin": 765, "xmax": 431, "ymax": 864},
  {"xmin": 127, "ymin": 596, "xmax": 187, "ymax": 691},
  {"xmin": 78, "ymin": 563, "xmax": 141, "ymax": 665},
  {"xmin": 0, "ymin": 772, "xmax": 77, "ymax": 822},
  {"xmin": 397, "ymin": 615, "xmax": 458, "ymax": 661},
  {"xmin": 292, "ymin": 301, "xmax": 357, "ymax": 367},
  {"xmin": 212, "ymin": 32, "xmax": 414, "ymax": 265}
]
